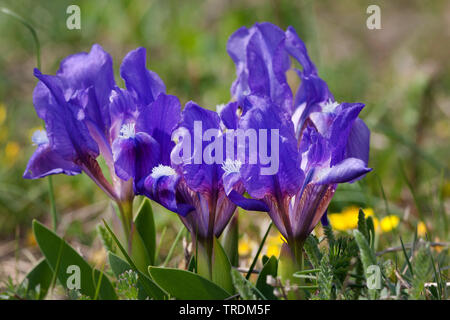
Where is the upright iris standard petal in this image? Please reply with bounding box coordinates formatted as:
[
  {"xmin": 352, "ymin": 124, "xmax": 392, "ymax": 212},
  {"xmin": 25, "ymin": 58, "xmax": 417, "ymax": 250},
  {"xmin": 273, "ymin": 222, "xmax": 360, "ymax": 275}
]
[
  {"xmin": 57, "ymin": 44, "xmax": 115, "ymax": 142},
  {"xmin": 174, "ymin": 102, "xmax": 223, "ymax": 194},
  {"xmin": 345, "ymin": 118, "xmax": 370, "ymax": 166},
  {"xmin": 227, "ymin": 23, "xmax": 292, "ymax": 113},
  {"xmin": 238, "ymin": 96, "xmax": 304, "ymax": 199},
  {"xmin": 327, "ymin": 103, "xmax": 365, "ymax": 165},
  {"xmin": 218, "ymin": 101, "xmax": 239, "ymax": 130},
  {"xmin": 120, "ymin": 47, "xmax": 166, "ymax": 106},
  {"xmin": 136, "ymin": 93, "xmax": 181, "ymax": 165},
  {"xmin": 284, "ymin": 26, "xmax": 317, "ymax": 76}
]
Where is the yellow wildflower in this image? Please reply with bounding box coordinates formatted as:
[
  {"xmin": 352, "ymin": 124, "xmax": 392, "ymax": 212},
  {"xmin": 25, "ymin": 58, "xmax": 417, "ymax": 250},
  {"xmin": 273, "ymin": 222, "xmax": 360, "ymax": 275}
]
[
  {"xmin": 266, "ymin": 244, "xmax": 280, "ymax": 258},
  {"xmin": 417, "ymin": 221, "xmax": 427, "ymax": 237},
  {"xmin": 328, "ymin": 206, "xmax": 375, "ymax": 231},
  {"xmin": 5, "ymin": 141, "xmax": 20, "ymax": 164},
  {"xmin": 238, "ymin": 238, "xmax": 252, "ymax": 256},
  {"xmin": 26, "ymin": 229, "xmax": 37, "ymax": 247},
  {"xmin": 380, "ymin": 215, "xmax": 400, "ymax": 232},
  {"xmin": 265, "ymin": 234, "xmax": 285, "ymax": 257}
]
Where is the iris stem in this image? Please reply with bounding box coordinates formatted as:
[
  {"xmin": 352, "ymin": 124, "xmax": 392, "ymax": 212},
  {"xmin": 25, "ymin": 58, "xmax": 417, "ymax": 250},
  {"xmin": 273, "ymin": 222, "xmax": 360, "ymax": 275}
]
[
  {"xmin": 117, "ymin": 200, "xmax": 133, "ymax": 251},
  {"xmin": 47, "ymin": 176, "xmax": 57, "ymax": 231},
  {"xmin": 195, "ymin": 235, "xmax": 214, "ymax": 280},
  {"xmin": 279, "ymin": 240, "xmax": 305, "ymax": 299}
]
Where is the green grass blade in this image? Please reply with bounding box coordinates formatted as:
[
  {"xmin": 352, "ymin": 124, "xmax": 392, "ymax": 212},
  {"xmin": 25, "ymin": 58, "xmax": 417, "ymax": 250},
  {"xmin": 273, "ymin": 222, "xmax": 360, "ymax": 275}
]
[
  {"xmin": 0, "ymin": 7, "xmax": 41, "ymax": 69},
  {"xmin": 400, "ymin": 237, "xmax": 414, "ymax": 277},
  {"xmin": 246, "ymin": 222, "xmax": 272, "ymax": 280},
  {"xmin": 162, "ymin": 226, "xmax": 184, "ymax": 267}
]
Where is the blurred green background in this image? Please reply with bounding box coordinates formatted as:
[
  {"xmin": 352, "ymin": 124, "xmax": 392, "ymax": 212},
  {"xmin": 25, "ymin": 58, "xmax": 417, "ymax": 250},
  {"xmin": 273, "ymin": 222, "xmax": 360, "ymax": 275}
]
[{"xmin": 0, "ymin": 0, "xmax": 448, "ymax": 276}]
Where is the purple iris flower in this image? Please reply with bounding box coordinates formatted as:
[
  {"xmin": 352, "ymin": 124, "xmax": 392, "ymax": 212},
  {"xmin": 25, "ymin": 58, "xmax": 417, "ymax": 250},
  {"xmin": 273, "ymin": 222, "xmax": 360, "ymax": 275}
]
[
  {"xmin": 223, "ymin": 22, "xmax": 371, "ymax": 249},
  {"xmin": 23, "ymin": 44, "xmax": 176, "ymax": 209},
  {"xmin": 142, "ymin": 102, "xmax": 241, "ymax": 241}
]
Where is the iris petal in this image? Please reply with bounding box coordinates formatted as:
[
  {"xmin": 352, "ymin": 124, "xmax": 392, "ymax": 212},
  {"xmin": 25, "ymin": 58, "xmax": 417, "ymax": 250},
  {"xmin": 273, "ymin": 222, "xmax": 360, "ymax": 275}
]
[
  {"xmin": 23, "ymin": 144, "xmax": 81, "ymax": 179},
  {"xmin": 137, "ymin": 93, "xmax": 181, "ymax": 165},
  {"xmin": 314, "ymin": 158, "xmax": 372, "ymax": 185},
  {"xmin": 120, "ymin": 47, "xmax": 166, "ymax": 106}
]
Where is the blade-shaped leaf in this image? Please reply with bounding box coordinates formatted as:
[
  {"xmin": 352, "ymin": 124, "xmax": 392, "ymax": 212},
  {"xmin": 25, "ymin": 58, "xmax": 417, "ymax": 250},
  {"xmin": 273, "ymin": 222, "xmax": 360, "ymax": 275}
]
[
  {"xmin": 212, "ymin": 237, "xmax": 234, "ymax": 294},
  {"xmin": 149, "ymin": 267, "xmax": 231, "ymax": 300},
  {"xmin": 102, "ymin": 220, "xmax": 167, "ymax": 300},
  {"xmin": 221, "ymin": 213, "xmax": 239, "ymax": 266},
  {"xmin": 32, "ymin": 220, "xmax": 117, "ymax": 300},
  {"xmin": 134, "ymin": 199, "xmax": 156, "ymax": 265},
  {"xmin": 256, "ymin": 255, "xmax": 278, "ymax": 300},
  {"xmin": 108, "ymin": 251, "xmax": 152, "ymax": 300},
  {"xmin": 21, "ymin": 258, "xmax": 53, "ymax": 299},
  {"xmin": 231, "ymin": 268, "xmax": 266, "ymax": 300}
]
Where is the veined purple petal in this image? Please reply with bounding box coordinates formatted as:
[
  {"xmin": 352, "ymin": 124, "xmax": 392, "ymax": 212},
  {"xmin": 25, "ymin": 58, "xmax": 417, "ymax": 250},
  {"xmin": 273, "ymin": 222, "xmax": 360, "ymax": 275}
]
[
  {"xmin": 74, "ymin": 86, "xmax": 114, "ymax": 167},
  {"xmin": 228, "ymin": 23, "xmax": 291, "ymax": 112},
  {"xmin": 218, "ymin": 101, "xmax": 239, "ymax": 130},
  {"xmin": 33, "ymin": 69, "xmax": 99, "ymax": 161},
  {"xmin": 292, "ymin": 75, "xmax": 334, "ymax": 134},
  {"xmin": 290, "ymin": 183, "xmax": 336, "ymax": 239},
  {"xmin": 120, "ymin": 47, "xmax": 166, "ymax": 106},
  {"xmin": 143, "ymin": 167, "xmax": 194, "ymax": 216},
  {"xmin": 328, "ymin": 103, "xmax": 365, "ymax": 165},
  {"xmin": 285, "ymin": 26, "xmax": 317, "ymax": 76},
  {"xmin": 136, "ymin": 93, "xmax": 181, "ymax": 165},
  {"xmin": 213, "ymin": 187, "xmax": 238, "ymax": 237},
  {"xmin": 299, "ymin": 125, "xmax": 331, "ymax": 173},
  {"xmin": 112, "ymin": 130, "xmax": 160, "ymax": 191},
  {"xmin": 57, "ymin": 44, "xmax": 115, "ymax": 132},
  {"xmin": 227, "ymin": 26, "xmax": 254, "ymax": 101},
  {"xmin": 23, "ymin": 143, "xmax": 81, "ymax": 179},
  {"xmin": 227, "ymin": 190, "xmax": 269, "ymax": 212},
  {"xmin": 109, "ymin": 88, "xmax": 138, "ymax": 142},
  {"xmin": 345, "ymin": 118, "xmax": 370, "ymax": 166},
  {"xmin": 173, "ymin": 101, "xmax": 223, "ymax": 194},
  {"xmin": 112, "ymin": 134, "xmax": 136, "ymax": 181},
  {"xmin": 238, "ymin": 96, "xmax": 304, "ymax": 199}
]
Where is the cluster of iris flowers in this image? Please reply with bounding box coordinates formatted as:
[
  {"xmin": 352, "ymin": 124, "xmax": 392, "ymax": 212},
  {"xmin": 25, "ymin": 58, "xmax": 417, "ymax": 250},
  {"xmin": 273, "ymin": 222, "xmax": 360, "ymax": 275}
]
[{"xmin": 24, "ymin": 22, "xmax": 371, "ymax": 284}]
